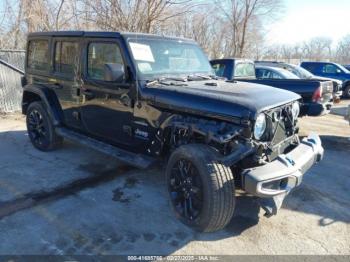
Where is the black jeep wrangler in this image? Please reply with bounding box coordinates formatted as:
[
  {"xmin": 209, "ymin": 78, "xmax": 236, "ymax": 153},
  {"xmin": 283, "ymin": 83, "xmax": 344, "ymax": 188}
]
[{"xmin": 22, "ymin": 31, "xmax": 324, "ymax": 232}]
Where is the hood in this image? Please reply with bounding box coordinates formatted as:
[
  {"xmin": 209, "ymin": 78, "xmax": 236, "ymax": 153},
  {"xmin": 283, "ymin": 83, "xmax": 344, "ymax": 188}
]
[
  {"xmin": 311, "ymin": 75, "xmax": 342, "ymax": 84},
  {"xmin": 141, "ymin": 80, "xmax": 300, "ymax": 122}
]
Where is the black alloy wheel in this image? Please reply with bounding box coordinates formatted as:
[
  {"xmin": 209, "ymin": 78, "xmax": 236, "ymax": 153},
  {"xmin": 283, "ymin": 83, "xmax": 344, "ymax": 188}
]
[
  {"xmin": 26, "ymin": 101, "xmax": 63, "ymax": 151},
  {"xmin": 27, "ymin": 108, "xmax": 49, "ymax": 148},
  {"xmin": 169, "ymin": 159, "xmax": 204, "ymax": 221},
  {"xmin": 166, "ymin": 144, "xmax": 236, "ymax": 232}
]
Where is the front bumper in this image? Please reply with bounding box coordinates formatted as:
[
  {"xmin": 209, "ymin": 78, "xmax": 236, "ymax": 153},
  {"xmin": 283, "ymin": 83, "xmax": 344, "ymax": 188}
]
[{"xmin": 242, "ymin": 134, "xmax": 324, "ymax": 198}]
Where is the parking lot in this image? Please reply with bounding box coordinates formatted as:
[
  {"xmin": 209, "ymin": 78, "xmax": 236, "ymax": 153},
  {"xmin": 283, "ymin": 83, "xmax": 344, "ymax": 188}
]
[{"xmin": 0, "ymin": 101, "xmax": 349, "ymax": 255}]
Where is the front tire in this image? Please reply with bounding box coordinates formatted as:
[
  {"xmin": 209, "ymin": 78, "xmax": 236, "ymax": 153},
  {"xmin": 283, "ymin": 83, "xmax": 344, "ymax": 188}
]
[
  {"xmin": 344, "ymin": 85, "xmax": 350, "ymax": 98},
  {"xmin": 26, "ymin": 101, "xmax": 63, "ymax": 151},
  {"xmin": 166, "ymin": 144, "xmax": 235, "ymax": 232}
]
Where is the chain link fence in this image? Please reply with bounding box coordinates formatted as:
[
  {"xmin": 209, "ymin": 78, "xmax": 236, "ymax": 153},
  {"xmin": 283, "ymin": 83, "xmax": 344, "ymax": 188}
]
[{"xmin": 0, "ymin": 50, "xmax": 25, "ymax": 113}]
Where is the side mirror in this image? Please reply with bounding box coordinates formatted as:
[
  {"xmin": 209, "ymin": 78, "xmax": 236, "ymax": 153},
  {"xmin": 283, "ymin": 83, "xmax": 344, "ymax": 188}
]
[
  {"xmin": 336, "ymin": 69, "xmax": 342, "ymax": 74},
  {"xmin": 104, "ymin": 63, "xmax": 125, "ymax": 82}
]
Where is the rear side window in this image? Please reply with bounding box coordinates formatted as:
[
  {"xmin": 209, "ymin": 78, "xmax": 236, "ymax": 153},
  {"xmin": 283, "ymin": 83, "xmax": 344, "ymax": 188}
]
[
  {"xmin": 234, "ymin": 63, "xmax": 255, "ymax": 78},
  {"xmin": 302, "ymin": 63, "xmax": 318, "ymax": 73},
  {"xmin": 88, "ymin": 42, "xmax": 124, "ymax": 81},
  {"xmin": 27, "ymin": 40, "xmax": 49, "ymax": 71},
  {"xmin": 54, "ymin": 41, "xmax": 79, "ymax": 76},
  {"xmin": 212, "ymin": 63, "xmax": 226, "ymax": 77}
]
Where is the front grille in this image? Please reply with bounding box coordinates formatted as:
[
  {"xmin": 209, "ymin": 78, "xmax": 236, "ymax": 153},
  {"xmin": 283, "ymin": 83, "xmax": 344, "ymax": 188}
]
[
  {"xmin": 263, "ymin": 104, "xmax": 298, "ymax": 161},
  {"xmin": 265, "ymin": 105, "xmax": 294, "ymax": 143}
]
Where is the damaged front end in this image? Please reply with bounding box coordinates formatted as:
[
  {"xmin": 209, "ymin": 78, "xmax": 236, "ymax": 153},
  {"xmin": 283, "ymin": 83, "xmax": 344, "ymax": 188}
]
[
  {"xmin": 220, "ymin": 103, "xmax": 324, "ymax": 217},
  {"xmin": 242, "ymin": 134, "xmax": 323, "ymax": 216}
]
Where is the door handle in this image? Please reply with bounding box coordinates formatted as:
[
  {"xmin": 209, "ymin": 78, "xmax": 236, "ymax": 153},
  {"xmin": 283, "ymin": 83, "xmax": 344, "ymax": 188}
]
[
  {"xmin": 82, "ymin": 89, "xmax": 95, "ymax": 100},
  {"xmin": 120, "ymin": 94, "xmax": 131, "ymax": 107}
]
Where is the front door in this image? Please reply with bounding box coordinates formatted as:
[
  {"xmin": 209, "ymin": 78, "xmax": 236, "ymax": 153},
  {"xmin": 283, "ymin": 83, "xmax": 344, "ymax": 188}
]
[
  {"xmin": 79, "ymin": 39, "xmax": 135, "ymax": 148},
  {"xmin": 321, "ymin": 63, "xmax": 344, "ymax": 81}
]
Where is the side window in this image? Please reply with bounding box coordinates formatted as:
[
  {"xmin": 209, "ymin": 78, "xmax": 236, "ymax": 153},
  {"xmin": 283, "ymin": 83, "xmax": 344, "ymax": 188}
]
[
  {"xmin": 322, "ymin": 64, "xmax": 338, "ymax": 74},
  {"xmin": 256, "ymin": 69, "xmax": 269, "ymax": 79},
  {"xmin": 234, "ymin": 63, "xmax": 255, "ymax": 78},
  {"xmin": 271, "ymin": 71, "xmax": 283, "ymax": 79},
  {"xmin": 27, "ymin": 40, "xmax": 49, "ymax": 71},
  {"xmin": 54, "ymin": 41, "xmax": 79, "ymax": 76},
  {"xmin": 303, "ymin": 64, "xmax": 317, "ymax": 72},
  {"xmin": 88, "ymin": 42, "xmax": 124, "ymax": 81},
  {"xmin": 212, "ymin": 63, "xmax": 225, "ymax": 77}
]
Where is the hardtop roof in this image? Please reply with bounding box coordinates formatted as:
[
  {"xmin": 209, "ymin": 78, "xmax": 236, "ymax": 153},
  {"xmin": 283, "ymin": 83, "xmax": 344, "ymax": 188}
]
[{"xmin": 27, "ymin": 31, "xmax": 195, "ymax": 43}]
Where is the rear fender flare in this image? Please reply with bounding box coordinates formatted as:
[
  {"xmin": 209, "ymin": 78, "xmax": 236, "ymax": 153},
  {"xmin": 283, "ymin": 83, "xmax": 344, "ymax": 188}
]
[{"xmin": 22, "ymin": 84, "xmax": 64, "ymax": 126}]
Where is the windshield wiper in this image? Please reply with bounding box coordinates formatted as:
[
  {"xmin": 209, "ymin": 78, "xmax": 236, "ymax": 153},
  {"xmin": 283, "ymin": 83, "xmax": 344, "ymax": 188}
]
[
  {"xmin": 187, "ymin": 74, "xmax": 218, "ymax": 81},
  {"xmin": 146, "ymin": 77, "xmax": 188, "ymax": 87}
]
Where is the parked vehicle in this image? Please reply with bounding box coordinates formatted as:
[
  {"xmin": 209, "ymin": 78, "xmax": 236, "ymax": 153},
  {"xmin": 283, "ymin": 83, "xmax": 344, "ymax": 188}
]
[
  {"xmin": 343, "ymin": 65, "xmax": 350, "ymax": 71},
  {"xmin": 256, "ymin": 61, "xmax": 342, "ymax": 100},
  {"xmin": 22, "ymin": 31, "xmax": 323, "ymax": 232},
  {"xmin": 300, "ymin": 61, "xmax": 350, "ymax": 98},
  {"xmin": 255, "ymin": 65, "xmax": 300, "ymax": 79},
  {"xmin": 210, "ymin": 59, "xmax": 334, "ymax": 116}
]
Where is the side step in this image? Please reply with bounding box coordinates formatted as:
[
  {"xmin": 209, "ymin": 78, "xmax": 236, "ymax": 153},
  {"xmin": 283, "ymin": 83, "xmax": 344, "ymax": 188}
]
[{"xmin": 55, "ymin": 127, "xmax": 156, "ymax": 169}]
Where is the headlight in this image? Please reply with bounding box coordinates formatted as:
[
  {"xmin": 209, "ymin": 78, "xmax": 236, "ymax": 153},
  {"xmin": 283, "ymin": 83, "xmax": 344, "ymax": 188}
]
[
  {"xmin": 254, "ymin": 113, "xmax": 266, "ymax": 140},
  {"xmin": 292, "ymin": 102, "xmax": 300, "ymax": 120}
]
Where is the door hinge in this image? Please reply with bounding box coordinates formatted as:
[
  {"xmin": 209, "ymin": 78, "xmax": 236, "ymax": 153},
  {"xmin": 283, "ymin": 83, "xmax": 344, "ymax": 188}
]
[
  {"xmin": 123, "ymin": 125, "xmax": 132, "ymax": 136},
  {"xmin": 72, "ymin": 111, "xmax": 81, "ymax": 121}
]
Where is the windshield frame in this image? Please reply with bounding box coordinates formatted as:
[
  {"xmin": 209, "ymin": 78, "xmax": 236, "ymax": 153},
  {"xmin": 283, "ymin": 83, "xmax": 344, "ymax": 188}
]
[{"xmin": 125, "ymin": 36, "xmax": 213, "ymax": 80}]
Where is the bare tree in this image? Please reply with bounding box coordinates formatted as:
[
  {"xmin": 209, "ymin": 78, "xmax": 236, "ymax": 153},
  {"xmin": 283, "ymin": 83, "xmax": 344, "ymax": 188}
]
[
  {"xmin": 302, "ymin": 36, "xmax": 332, "ymax": 61},
  {"xmin": 216, "ymin": 0, "xmax": 283, "ymax": 58},
  {"xmin": 83, "ymin": 0, "xmax": 195, "ymax": 33},
  {"xmin": 335, "ymin": 35, "xmax": 350, "ymax": 64}
]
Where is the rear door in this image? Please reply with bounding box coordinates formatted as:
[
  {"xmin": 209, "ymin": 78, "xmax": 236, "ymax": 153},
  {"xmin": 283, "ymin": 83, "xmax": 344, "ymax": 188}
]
[{"xmin": 51, "ymin": 38, "xmax": 83, "ymax": 130}]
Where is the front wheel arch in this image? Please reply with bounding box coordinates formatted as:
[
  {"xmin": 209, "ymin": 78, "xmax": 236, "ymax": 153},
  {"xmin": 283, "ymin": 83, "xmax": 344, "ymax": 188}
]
[
  {"xmin": 343, "ymin": 84, "xmax": 350, "ymax": 98},
  {"xmin": 166, "ymin": 143, "xmax": 236, "ymax": 232}
]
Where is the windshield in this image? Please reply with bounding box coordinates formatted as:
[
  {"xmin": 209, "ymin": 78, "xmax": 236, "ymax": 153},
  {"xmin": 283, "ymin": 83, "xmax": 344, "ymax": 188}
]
[
  {"xmin": 337, "ymin": 63, "xmax": 350, "ymax": 73},
  {"xmin": 276, "ymin": 68, "xmax": 300, "ymax": 79},
  {"xmin": 127, "ymin": 38, "xmax": 213, "ymax": 79},
  {"xmin": 289, "ymin": 64, "xmax": 314, "ymax": 78}
]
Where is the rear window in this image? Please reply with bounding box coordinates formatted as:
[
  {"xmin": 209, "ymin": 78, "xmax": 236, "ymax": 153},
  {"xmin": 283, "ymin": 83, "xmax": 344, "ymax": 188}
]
[
  {"xmin": 54, "ymin": 41, "xmax": 79, "ymax": 76},
  {"xmin": 27, "ymin": 40, "xmax": 49, "ymax": 71}
]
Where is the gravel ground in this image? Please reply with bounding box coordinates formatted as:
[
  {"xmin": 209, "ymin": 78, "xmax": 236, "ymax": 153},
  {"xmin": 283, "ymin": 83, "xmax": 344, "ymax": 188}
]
[{"xmin": 0, "ymin": 101, "xmax": 349, "ymax": 256}]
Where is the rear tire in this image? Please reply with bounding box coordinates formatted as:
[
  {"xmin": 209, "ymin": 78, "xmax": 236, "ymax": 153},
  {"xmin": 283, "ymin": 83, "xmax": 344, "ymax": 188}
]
[
  {"xmin": 26, "ymin": 101, "xmax": 63, "ymax": 151},
  {"xmin": 166, "ymin": 144, "xmax": 235, "ymax": 232}
]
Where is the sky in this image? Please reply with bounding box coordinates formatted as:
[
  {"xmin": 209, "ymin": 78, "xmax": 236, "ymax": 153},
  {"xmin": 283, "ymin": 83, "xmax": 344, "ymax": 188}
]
[
  {"xmin": 0, "ymin": 0, "xmax": 349, "ymax": 46},
  {"xmin": 266, "ymin": 0, "xmax": 350, "ymax": 46}
]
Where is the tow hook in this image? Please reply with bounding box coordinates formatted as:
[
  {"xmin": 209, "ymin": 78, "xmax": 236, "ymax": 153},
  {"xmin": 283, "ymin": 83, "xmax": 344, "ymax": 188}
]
[{"xmin": 259, "ymin": 192, "xmax": 288, "ymax": 217}]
